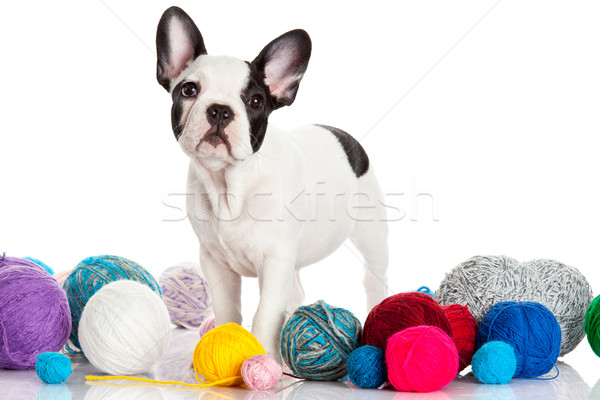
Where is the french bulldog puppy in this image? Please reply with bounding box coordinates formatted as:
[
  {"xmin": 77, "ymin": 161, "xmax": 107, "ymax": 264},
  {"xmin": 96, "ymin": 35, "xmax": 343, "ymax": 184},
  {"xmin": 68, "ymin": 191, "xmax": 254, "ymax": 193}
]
[{"xmin": 156, "ymin": 6, "xmax": 389, "ymax": 360}]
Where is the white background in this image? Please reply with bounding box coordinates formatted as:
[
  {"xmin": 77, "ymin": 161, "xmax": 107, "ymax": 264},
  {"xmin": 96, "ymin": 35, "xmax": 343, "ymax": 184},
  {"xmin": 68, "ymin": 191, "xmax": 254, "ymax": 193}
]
[{"xmin": 1, "ymin": 0, "xmax": 599, "ymax": 385}]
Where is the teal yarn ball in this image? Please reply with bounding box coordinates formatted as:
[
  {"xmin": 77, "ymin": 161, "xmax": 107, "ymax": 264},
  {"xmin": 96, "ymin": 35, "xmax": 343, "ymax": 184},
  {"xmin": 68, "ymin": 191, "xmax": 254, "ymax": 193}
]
[
  {"xmin": 62, "ymin": 255, "xmax": 161, "ymax": 352},
  {"xmin": 35, "ymin": 352, "xmax": 72, "ymax": 384},
  {"xmin": 477, "ymin": 301, "xmax": 561, "ymax": 378},
  {"xmin": 281, "ymin": 300, "xmax": 362, "ymax": 381},
  {"xmin": 347, "ymin": 345, "xmax": 386, "ymax": 388},
  {"xmin": 24, "ymin": 257, "xmax": 54, "ymax": 275},
  {"xmin": 472, "ymin": 341, "xmax": 516, "ymax": 384}
]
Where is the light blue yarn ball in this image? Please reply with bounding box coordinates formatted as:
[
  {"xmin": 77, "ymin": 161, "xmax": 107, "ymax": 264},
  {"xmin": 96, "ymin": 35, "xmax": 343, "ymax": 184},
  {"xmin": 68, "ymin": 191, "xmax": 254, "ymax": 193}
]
[
  {"xmin": 347, "ymin": 345, "xmax": 386, "ymax": 388},
  {"xmin": 472, "ymin": 341, "xmax": 516, "ymax": 384},
  {"xmin": 35, "ymin": 352, "xmax": 72, "ymax": 384},
  {"xmin": 477, "ymin": 301, "xmax": 561, "ymax": 378},
  {"xmin": 24, "ymin": 257, "xmax": 54, "ymax": 275},
  {"xmin": 62, "ymin": 255, "xmax": 161, "ymax": 352},
  {"xmin": 281, "ymin": 300, "xmax": 362, "ymax": 381}
]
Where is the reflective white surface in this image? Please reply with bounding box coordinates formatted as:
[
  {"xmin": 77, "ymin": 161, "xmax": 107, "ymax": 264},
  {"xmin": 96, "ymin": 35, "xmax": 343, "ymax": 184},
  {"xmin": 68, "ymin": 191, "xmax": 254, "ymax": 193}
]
[{"xmin": 0, "ymin": 329, "xmax": 597, "ymax": 400}]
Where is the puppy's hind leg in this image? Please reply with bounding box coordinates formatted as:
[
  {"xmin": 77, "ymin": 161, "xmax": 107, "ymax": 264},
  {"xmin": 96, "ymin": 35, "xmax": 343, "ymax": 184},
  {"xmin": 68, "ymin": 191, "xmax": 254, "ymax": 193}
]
[
  {"xmin": 286, "ymin": 271, "xmax": 305, "ymax": 316},
  {"xmin": 349, "ymin": 173, "xmax": 390, "ymax": 311}
]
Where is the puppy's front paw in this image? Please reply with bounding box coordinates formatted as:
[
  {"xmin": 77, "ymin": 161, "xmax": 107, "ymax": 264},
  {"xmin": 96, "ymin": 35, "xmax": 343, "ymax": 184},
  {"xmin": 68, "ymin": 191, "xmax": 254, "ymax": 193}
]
[
  {"xmin": 263, "ymin": 344, "xmax": 283, "ymax": 365},
  {"xmin": 252, "ymin": 325, "xmax": 283, "ymax": 365}
]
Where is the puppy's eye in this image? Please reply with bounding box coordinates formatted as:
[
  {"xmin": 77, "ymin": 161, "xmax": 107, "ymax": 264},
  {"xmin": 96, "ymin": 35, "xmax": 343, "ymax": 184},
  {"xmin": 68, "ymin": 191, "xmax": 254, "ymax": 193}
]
[
  {"xmin": 249, "ymin": 95, "xmax": 263, "ymax": 110},
  {"xmin": 181, "ymin": 82, "xmax": 198, "ymax": 97}
]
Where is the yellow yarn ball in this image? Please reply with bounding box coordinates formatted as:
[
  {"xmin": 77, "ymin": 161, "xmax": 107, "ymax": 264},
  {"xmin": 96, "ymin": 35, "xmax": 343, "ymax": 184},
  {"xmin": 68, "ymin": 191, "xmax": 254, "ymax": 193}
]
[{"xmin": 193, "ymin": 323, "xmax": 266, "ymax": 386}]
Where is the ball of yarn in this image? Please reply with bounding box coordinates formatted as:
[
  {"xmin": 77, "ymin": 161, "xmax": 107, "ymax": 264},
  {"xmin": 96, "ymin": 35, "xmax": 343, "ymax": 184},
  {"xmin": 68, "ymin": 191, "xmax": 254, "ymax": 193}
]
[
  {"xmin": 584, "ymin": 294, "xmax": 600, "ymax": 357},
  {"xmin": 24, "ymin": 257, "xmax": 54, "ymax": 275},
  {"xmin": 241, "ymin": 354, "xmax": 282, "ymax": 390},
  {"xmin": 79, "ymin": 280, "xmax": 171, "ymax": 375},
  {"xmin": 198, "ymin": 315, "xmax": 216, "ymax": 338},
  {"xmin": 437, "ymin": 255, "xmax": 592, "ymax": 355},
  {"xmin": 0, "ymin": 254, "xmax": 72, "ymax": 369},
  {"xmin": 472, "ymin": 341, "xmax": 516, "ymax": 384},
  {"xmin": 281, "ymin": 300, "xmax": 362, "ymax": 380},
  {"xmin": 386, "ymin": 325, "xmax": 458, "ymax": 392},
  {"xmin": 35, "ymin": 352, "xmax": 72, "ymax": 384},
  {"xmin": 347, "ymin": 345, "xmax": 386, "ymax": 389},
  {"xmin": 52, "ymin": 270, "xmax": 72, "ymax": 286},
  {"xmin": 477, "ymin": 301, "xmax": 561, "ymax": 378},
  {"xmin": 416, "ymin": 286, "xmax": 435, "ymax": 297},
  {"xmin": 441, "ymin": 304, "xmax": 478, "ymax": 371},
  {"xmin": 193, "ymin": 323, "xmax": 265, "ymax": 386},
  {"xmin": 63, "ymin": 254, "xmax": 161, "ymax": 352},
  {"xmin": 159, "ymin": 262, "xmax": 212, "ymax": 328},
  {"xmin": 362, "ymin": 292, "xmax": 451, "ymax": 351}
]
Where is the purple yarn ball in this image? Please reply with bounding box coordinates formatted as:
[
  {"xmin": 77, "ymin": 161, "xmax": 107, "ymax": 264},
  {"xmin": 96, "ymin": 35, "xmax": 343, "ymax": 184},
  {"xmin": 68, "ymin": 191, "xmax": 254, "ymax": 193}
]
[{"xmin": 0, "ymin": 253, "xmax": 72, "ymax": 369}]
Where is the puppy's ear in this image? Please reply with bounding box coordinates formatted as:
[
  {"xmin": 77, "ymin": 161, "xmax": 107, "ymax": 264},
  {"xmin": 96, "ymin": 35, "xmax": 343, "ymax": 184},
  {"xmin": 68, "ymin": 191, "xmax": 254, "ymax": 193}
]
[
  {"xmin": 252, "ymin": 30, "xmax": 311, "ymax": 109},
  {"xmin": 156, "ymin": 7, "xmax": 207, "ymax": 91}
]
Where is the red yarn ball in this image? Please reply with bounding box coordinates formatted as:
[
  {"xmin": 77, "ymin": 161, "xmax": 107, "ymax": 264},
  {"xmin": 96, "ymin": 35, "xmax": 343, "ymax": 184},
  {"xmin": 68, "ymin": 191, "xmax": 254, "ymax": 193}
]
[
  {"xmin": 363, "ymin": 292, "xmax": 452, "ymax": 350},
  {"xmin": 441, "ymin": 304, "xmax": 478, "ymax": 371},
  {"xmin": 386, "ymin": 325, "xmax": 458, "ymax": 392}
]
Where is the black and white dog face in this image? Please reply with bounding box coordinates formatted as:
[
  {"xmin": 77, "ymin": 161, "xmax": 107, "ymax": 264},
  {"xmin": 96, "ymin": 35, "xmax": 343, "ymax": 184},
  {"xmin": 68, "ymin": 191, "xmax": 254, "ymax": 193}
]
[{"xmin": 156, "ymin": 7, "xmax": 311, "ymax": 170}]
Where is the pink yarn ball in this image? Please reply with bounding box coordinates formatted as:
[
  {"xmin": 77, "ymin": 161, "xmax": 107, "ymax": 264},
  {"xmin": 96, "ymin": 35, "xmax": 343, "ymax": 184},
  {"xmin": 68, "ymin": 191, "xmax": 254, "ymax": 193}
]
[
  {"xmin": 198, "ymin": 315, "xmax": 215, "ymax": 338},
  {"xmin": 53, "ymin": 270, "xmax": 72, "ymax": 286},
  {"xmin": 385, "ymin": 325, "xmax": 458, "ymax": 392},
  {"xmin": 241, "ymin": 354, "xmax": 282, "ymax": 391}
]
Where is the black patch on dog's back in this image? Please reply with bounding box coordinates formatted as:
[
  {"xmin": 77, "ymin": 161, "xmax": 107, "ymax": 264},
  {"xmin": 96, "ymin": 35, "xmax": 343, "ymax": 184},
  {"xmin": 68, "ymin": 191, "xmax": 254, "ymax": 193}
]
[{"xmin": 316, "ymin": 124, "xmax": 369, "ymax": 177}]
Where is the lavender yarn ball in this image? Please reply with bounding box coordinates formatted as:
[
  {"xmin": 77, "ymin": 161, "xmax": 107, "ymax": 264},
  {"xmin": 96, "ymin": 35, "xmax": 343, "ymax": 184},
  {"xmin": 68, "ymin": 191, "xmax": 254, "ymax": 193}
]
[
  {"xmin": 158, "ymin": 263, "xmax": 212, "ymax": 328},
  {"xmin": 0, "ymin": 254, "xmax": 72, "ymax": 369}
]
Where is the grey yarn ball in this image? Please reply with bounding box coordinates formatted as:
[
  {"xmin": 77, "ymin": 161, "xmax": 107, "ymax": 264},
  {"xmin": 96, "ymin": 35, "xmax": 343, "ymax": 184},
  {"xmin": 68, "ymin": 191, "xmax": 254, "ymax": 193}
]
[{"xmin": 436, "ymin": 255, "xmax": 593, "ymax": 356}]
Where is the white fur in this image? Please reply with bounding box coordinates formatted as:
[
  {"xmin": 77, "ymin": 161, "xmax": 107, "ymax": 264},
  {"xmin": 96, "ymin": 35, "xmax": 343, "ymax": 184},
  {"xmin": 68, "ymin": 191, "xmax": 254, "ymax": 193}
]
[{"xmin": 174, "ymin": 56, "xmax": 389, "ymax": 360}]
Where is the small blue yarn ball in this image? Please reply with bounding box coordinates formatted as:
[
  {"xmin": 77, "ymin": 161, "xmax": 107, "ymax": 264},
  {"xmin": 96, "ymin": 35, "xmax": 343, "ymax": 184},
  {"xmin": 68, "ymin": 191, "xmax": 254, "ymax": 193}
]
[
  {"xmin": 62, "ymin": 255, "xmax": 161, "ymax": 352},
  {"xmin": 477, "ymin": 301, "xmax": 561, "ymax": 378},
  {"xmin": 472, "ymin": 341, "xmax": 516, "ymax": 384},
  {"xmin": 347, "ymin": 345, "xmax": 386, "ymax": 388},
  {"xmin": 24, "ymin": 257, "xmax": 54, "ymax": 275},
  {"xmin": 416, "ymin": 286, "xmax": 435, "ymax": 298},
  {"xmin": 35, "ymin": 352, "xmax": 72, "ymax": 384},
  {"xmin": 281, "ymin": 300, "xmax": 362, "ymax": 381}
]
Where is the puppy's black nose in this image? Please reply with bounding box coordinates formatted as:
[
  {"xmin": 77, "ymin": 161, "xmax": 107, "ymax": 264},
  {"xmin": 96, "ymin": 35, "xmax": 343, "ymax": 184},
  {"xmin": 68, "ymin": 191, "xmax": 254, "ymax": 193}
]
[{"xmin": 207, "ymin": 104, "xmax": 234, "ymax": 127}]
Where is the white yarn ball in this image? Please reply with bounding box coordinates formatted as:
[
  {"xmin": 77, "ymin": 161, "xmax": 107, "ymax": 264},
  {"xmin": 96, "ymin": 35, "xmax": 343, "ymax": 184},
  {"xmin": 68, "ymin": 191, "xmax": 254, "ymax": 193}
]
[
  {"xmin": 158, "ymin": 262, "xmax": 212, "ymax": 328},
  {"xmin": 79, "ymin": 280, "xmax": 172, "ymax": 375}
]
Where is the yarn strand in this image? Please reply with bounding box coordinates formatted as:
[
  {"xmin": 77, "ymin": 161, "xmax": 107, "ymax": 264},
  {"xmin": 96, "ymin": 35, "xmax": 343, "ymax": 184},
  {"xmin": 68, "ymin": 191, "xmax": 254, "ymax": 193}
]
[{"xmin": 86, "ymin": 374, "xmax": 240, "ymax": 388}]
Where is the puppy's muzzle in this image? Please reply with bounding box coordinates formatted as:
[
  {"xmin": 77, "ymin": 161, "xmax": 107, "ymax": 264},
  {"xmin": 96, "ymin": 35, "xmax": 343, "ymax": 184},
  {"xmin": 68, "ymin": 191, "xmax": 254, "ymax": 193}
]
[{"xmin": 203, "ymin": 104, "xmax": 234, "ymax": 148}]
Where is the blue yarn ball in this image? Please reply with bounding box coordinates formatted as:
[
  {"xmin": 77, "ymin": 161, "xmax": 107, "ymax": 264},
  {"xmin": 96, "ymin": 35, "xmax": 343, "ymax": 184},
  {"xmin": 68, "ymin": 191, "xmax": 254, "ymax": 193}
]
[
  {"xmin": 24, "ymin": 257, "xmax": 54, "ymax": 275},
  {"xmin": 347, "ymin": 345, "xmax": 386, "ymax": 388},
  {"xmin": 477, "ymin": 301, "xmax": 561, "ymax": 378},
  {"xmin": 35, "ymin": 352, "xmax": 72, "ymax": 384},
  {"xmin": 416, "ymin": 286, "xmax": 435, "ymax": 298},
  {"xmin": 472, "ymin": 341, "xmax": 516, "ymax": 384},
  {"xmin": 281, "ymin": 300, "xmax": 362, "ymax": 381},
  {"xmin": 62, "ymin": 255, "xmax": 161, "ymax": 352}
]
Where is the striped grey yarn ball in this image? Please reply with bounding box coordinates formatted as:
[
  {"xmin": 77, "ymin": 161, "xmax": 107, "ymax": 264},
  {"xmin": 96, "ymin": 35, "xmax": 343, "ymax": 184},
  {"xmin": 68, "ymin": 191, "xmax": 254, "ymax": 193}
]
[
  {"xmin": 437, "ymin": 255, "xmax": 593, "ymax": 356},
  {"xmin": 281, "ymin": 300, "xmax": 362, "ymax": 381}
]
